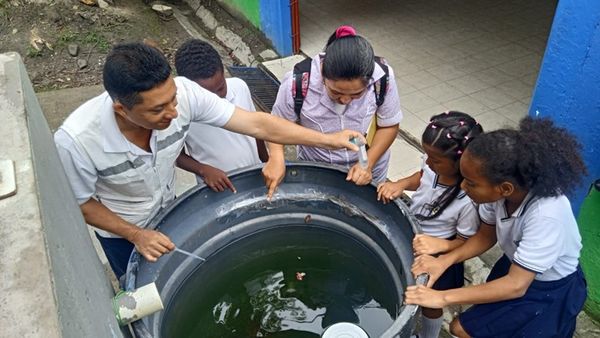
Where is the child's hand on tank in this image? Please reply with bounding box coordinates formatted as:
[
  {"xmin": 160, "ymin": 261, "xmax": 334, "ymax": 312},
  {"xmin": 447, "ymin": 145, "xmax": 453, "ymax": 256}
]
[
  {"xmin": 376, "ymin": 181, "xmax": 405, "ymax": 203},
  {"xmin": 413, "ymin": 234, "xmax": 448, "ymax": 255},
  {"xmin": 404, "ymin": 285, "xmax": 447, "ymax": 308},
  {"xmin": 346, "ymin": 163, "xmax": 372, "ymax": 185},
  {"xmin": 411, "ymin": 254, "xmax": 450, "ymax": 288},
  {"xmin": 130, "ymin": 229, "xmax": 175, "ymax": 262},
  {"xmin": 200, "ymin": 165, "xmax": 236, "ymax": 193}
]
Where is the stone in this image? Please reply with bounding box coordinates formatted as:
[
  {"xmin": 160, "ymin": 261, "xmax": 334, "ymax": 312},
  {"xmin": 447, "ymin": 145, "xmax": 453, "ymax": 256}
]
[
  {"xmin": 196, "ymin": 5, "xmax": 217, "ymax": 30},
  {"xmin": 97, "ymin": 0, "xmax": 110, "ymax": 9},
  {"xmin": 79, "ymin": 0, "xmax": 97, "ymax": 6},
  {"xmin": 259, "ymin": 49, "xmax": 279, "ymax": 61},
  {"xmin": 151, "ymin": 4, "xmax": 173, "ymax": 17},
  {"xmin": 45, "ymin": 7, "xmax": 61, "ymax": 23},
  {"xmin": 67, "ymin": 43, "xmax": 79, "ymax": 57},
  {"xmin": 76, "ymin": 58, "xmax": 88, "ymax": 69},
  {"xmin": 215, "ymin": 26, "xmax": 254, "ymax": 65}
]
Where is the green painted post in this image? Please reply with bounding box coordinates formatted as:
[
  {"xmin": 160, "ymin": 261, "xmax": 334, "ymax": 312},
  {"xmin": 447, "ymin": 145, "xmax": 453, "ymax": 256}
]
[{"xmin": 579, "ymin": 179, "xmax": 600, "ymax": 324}]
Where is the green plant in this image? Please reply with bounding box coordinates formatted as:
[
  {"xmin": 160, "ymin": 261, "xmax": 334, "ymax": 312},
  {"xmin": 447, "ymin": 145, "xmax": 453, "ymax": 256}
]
[
  {"xmin": 58, "ymin": 29, "xmax": 77, "ymax": 45},
  {"xmin": 82, "ymin": 31, "xmax": 110, "ymax": 52},
  {"xmin": 26, "ymin": 46, "xmax": 43, "ymax": 58}
]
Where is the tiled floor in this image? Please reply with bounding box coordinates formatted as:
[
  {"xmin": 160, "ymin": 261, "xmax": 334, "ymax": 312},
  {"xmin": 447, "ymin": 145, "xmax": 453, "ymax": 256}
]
[
  {"xmin": 299, "ymin": 0, "xmax": 557, "ymax": 140},
  {"xmin": 293, "ymin": 0, "xmax": 557, "ymax": 179}
]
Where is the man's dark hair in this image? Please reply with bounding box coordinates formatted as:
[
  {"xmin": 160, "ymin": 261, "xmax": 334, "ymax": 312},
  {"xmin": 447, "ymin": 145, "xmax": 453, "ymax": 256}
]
[
  {"xmin": 103, "ymin": 42, "xmax": 171, "ymax": 109},
  {"xmin": 175, "ymin": 39, "xmax": 223, "ymax": 81}
]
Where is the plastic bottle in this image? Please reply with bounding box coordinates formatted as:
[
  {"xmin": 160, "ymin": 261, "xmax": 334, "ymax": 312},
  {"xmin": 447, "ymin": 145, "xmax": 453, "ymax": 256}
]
[{"xmin": 351, "ymin": 137, "xmax": 369, "ymax": 169}]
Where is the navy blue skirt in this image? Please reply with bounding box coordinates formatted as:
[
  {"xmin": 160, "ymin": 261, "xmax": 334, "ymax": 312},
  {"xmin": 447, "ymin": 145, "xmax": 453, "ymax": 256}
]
[
  {"xmin": 459, "ymin": 255, "xmax": 587, "ymax": 338},
  {"xmin": 433, "ymin": 261, "xmax": 464, "ymax": 291}
]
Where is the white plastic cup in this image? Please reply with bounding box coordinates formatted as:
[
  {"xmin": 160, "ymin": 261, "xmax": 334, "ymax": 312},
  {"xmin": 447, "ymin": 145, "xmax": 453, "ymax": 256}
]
[
  {"xmin": 113, "ymin": 282, "xmax": 164, "ymax": 326},
  {"xmin": 321, "ymin": 322, "xmax": 370, "ymax": 338}
]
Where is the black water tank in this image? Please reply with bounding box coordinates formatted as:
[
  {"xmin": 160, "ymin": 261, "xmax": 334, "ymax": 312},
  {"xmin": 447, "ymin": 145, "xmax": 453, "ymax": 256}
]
[{"xmin": 125, "ymin": 163, "xmax": 421, "ymax": 337}]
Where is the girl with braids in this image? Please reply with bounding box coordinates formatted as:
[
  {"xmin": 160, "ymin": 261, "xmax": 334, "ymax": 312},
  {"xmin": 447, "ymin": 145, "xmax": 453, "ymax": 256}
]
[
  {"xmin": 408, "ymin": 117, "xmax": 588, "ymax": 338},
  {"xmin": 378, "ymin": 111, "xmax": 483, "ymax": 338}
]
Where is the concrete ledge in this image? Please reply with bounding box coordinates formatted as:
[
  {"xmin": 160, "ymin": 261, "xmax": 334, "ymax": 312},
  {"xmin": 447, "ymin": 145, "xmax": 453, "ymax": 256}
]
[{"xmin": 0, "ymin": 52, "xmax": 124, "ymax": 337}]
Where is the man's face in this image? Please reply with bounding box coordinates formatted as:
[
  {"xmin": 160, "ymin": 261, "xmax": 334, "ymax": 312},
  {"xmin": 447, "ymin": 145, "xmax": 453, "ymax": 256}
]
[
  {"xmin": 197, "ymin": 70, "xmax": 227, "ymax": 98},
  {"xmin": 115, "ymin": 76, "xmax": 179, "ymax": 130}
]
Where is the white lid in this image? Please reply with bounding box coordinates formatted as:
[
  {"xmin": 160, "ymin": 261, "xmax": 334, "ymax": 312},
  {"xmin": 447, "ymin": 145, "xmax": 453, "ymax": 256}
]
[{"xmin": 321, "ymin": 322, "xmax": 369, "ymax": 338}]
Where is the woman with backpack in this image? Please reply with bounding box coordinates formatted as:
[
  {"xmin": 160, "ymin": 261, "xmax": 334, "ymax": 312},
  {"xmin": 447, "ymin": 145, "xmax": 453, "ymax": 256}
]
[{"xmin": 263, "ymin": 25, "xmax": 403, "ymax": 199}]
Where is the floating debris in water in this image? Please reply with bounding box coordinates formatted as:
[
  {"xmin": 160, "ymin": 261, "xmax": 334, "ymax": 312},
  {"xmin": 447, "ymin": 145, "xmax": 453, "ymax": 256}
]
[{"xmin": 295, "ymin": 272, "xmax": 306, "ymax": 281}]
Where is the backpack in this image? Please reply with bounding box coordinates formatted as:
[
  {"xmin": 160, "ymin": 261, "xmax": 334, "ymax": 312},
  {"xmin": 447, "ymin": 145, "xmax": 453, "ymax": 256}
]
[{"xmin": 292, "ymin": 56, "xmax": 389, "ymax": 146}]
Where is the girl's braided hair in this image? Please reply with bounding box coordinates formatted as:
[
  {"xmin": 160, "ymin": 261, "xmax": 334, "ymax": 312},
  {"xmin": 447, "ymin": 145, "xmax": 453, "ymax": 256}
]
[
  {"xmin": 416, "ymin": 111, "xmax": 483, "ymax": 221},
  {"xmin": 466, "ymin": 117, "xmax": 587, "ymax": 197}
]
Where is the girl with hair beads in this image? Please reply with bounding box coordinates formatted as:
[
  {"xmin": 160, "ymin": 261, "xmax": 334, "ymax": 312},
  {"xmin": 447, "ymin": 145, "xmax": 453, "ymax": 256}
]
[
  {"xmin": 378, "ymin": 111, "xmax": 483, "ymax": 338},
  {"xmin": 407, "ymin": 117, "xmax": 588, "ymax": 338}
]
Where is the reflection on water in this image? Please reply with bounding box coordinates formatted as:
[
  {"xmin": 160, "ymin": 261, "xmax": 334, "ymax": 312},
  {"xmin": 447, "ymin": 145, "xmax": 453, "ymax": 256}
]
[{"xmin": 162, "ymin": 227, "xmax": 400, "ymax": 338}]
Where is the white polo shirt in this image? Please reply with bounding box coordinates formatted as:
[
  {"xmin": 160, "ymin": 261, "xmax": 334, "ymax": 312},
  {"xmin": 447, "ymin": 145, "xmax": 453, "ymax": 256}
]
[
  {"xmin": 479, "ymin": 193, "xmax": 582, "ymax": 281},
  {"xmin": 54, "ymin": 76, "xmax": 234, "ymax": 237},
  {"xmin": 410, "ymin": 164, "xmax": 479, "ymax": 239},
  {"xmin": 185, "ymin": 77, "xmax": 261, "ymax": 181}
]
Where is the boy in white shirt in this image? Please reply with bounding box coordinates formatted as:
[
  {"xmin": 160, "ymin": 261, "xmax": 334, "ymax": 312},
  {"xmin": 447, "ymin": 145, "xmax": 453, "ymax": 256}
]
[{"xmin": 175, "ymin": 39, "xmax": 268, "ymax": 192}]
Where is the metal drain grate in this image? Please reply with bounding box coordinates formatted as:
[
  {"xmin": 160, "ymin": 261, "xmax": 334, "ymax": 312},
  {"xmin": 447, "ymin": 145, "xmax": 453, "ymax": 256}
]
[{"xmin": 227, "ymin": 66, "xmax": 281, "ymax": 112}]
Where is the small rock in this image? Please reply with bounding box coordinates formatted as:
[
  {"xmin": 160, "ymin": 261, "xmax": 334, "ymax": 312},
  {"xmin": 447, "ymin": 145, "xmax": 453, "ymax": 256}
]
[
  {"xmin": 97, "ymin": 0, "xmax": 109, "ymax": 9},
  {"xmin": 151, "ymin": 4, "xmax": 173, "ymax": 16},
  {"xmin": 77, "ymin": 58, "xmax": 88, "ymax": 69},
  {"xmin": 259, "ymin": 49, "xmax": 279, "ymax": 61},
  {"xmin": 12, "ymin": 28, "xmax": 17, "ymax": 34},
  {"xmin": 67, "ymin": 43, "xmax": 79, "ymax": 57},
  {"xmin": 79, "ymin": 0, "xmax": 97, "ymax": 6},
  {"xmin": 46, "ymin": 8, "xmax": 61, "ymax": 22}
]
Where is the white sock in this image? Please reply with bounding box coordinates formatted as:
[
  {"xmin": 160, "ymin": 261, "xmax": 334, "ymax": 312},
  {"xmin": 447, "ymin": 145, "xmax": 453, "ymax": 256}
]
[{"xmin": 419, "ymin": 315, "xmax": 444, "ymax": 338}]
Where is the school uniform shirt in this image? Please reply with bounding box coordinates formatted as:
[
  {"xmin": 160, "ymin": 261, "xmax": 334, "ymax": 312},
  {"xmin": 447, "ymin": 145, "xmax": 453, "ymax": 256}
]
[
  {"xmin": 479, "ymin": 193, "xmax": 582, "ymax": 281},
  {"xmin": 185, "ymin": 77, "xmax": 261, "ymax": 182},
  {"xmin": 410, "ymin": 164, "xmax": 479, "ymax": 239},
  {"xmin": 54, "ymin": 76, "xmax": 234, "ymax": 238},
  {"xmin": 272, "ymin": 53, "xmax": 403, "ymax": 183}
]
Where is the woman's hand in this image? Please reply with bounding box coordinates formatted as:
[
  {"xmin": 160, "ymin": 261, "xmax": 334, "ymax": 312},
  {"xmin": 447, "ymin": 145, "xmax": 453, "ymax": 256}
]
[
  {"xmin": 346, "ymin": 163, "xmax": 372, "ymax": 185},
  {"xmin": 413, "ymin": 234, "xmax": 449, "ymax": 255},
  {"xmin": 262, "ymin": 157, "xmax": 286, "ymax": 200},
  {"xmin": 377, "ymin": 181, "xmax": 406, "ymax": 203}
]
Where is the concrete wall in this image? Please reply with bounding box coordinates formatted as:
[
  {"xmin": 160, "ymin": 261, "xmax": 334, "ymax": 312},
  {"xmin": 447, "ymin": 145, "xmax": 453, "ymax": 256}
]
[
  {"xmin": 0, "ymin": 52, "xmax": 124, "ymax": 337},
  {"xmin": 529, "ymin": 0, "xmax": 600, "ymax": 215},
  {"xmin": 217, "ymin": 0, "xmax": 293, "ymax": 56}
]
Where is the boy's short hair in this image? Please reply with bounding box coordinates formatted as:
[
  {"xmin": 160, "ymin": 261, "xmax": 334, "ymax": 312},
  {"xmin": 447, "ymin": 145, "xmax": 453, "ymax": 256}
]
[
  {"xmin": 103, "ymin": 42, "xmax": 171, "ymax": 109},
  {"xmin": 175, "ymin": 39, "xmax": 223, "ymax": 81}
]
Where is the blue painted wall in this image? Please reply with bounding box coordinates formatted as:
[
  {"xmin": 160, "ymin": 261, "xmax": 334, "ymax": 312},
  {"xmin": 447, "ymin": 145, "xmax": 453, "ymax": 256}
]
[
  {"xmin": 530, "ymin": 0, "xmax": 600, "ymax": 215},
  {"xmin": 259, "ymin": 0, "xmax": 293, "ymax": 56},
  {"xmin": 218, "ymin": 0, "xmax": 292, "ymax": 56}
]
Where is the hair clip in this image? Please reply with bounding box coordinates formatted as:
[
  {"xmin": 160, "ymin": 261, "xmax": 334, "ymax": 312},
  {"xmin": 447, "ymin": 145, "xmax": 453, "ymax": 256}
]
[
  {"xmin": 430, "ymin": 123, "xmax": 437, "ymax": 129},
  {"xmin": 446, "ymin": 133, "xmax": 452, "ymax": 139},
  {"xmin": 335, "ymin": 25, "xmax": 356, "ymax": 38}
]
